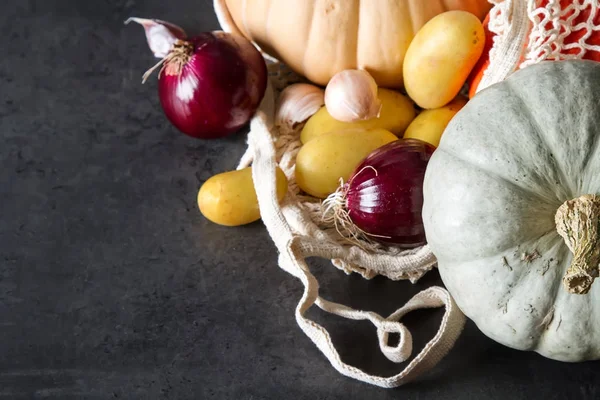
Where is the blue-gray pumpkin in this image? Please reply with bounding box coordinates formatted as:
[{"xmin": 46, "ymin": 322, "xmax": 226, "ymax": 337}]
[{"xmin": 423, "ymin": 60, "xmax": 600, "ymax": 361}]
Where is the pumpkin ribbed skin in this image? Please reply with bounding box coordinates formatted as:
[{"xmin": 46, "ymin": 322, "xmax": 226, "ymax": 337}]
[
  {"xmin": 423, "ymin": 60, "xmax": 600, "ymax": 362},
  {"xmin": 223, "ymin": 0, "xmax": 491, "ymax": 88}
]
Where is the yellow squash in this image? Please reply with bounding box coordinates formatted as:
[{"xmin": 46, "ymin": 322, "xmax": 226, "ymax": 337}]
[
  {"xmin": 403, "ymin": 10, "xmax": 485, "ymax": 109},
  {"xmin": 295, "ymin": 128, "xmax": 397, "ymax": 198},
  {"xmin": 198, "ymin": 167, "xmax": 288, "ymax": 226},
  {"xmin": 301, "ymin": 88, "xmax": 416, "ymax": 143},
  {"xmin": 404, "ymin": 96, "xmax": 468, "ymax": 147}
]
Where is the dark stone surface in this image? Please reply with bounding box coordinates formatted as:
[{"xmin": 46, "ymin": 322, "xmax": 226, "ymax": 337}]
[{"xmin": 1, "ymin": 0, "xmax": 600, "ymax": 398}]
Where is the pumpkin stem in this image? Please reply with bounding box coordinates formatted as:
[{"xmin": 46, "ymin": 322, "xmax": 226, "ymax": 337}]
[{"xmin": 555, "ymin": 194, "xmax": 600, "ymax": 294}]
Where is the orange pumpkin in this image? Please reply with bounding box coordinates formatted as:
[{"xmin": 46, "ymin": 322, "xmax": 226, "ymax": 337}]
[
  {"xmin": 218, "ymin": 0, "xmax": 491, "ymax": 89},
  {"xmin": 466, "ymin": 12, "xmax": 492, "ymax": 98}
]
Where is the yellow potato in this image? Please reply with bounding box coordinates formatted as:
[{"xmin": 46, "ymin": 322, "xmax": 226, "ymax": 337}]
[
  {"xmin": 198, "ymin": 166, "xmax": 288, "ymax": 226},
  {"xmin": 300, "ymin": 88, "xmax": 415, "ymax": 144},
  {"xmin": 404, "ymin": 96, "xmax": 468, "ymax": 147},
  {"xmin": 403, "ymin": 11, "xmax": 485, "ymax": 109},
  {"xmin": 296, "ymin": 128, "xmax": 397, "ymax": 198}
]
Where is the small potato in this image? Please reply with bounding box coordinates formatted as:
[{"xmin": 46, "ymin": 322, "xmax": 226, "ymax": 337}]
[
  {"xmin": 403, "ymin": 96, "xmax": 468, "ymax": 147},
  {"xmin": 198, "ymin": 166, "xmax": 288, "ymax": 226},
  {"xmin": 300, "ymin": 88, "xmax": 415, "ymax": 144},
  {"xmin": 403, "ymin": 11, "xmax": 485, "ymax": 109},
  {"xmin": 296, "ymin": 128, "xmax": 397, "ymax": 198}
]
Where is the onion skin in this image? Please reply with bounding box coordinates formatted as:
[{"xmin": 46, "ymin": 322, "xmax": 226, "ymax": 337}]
[
  {"xmin": 125, "ymin": 17, "xmax": 187, "ymax": 58},
  {"xmin": 345, "ymin": 139, "xmax": 435, "ymax": 247},
  {"xmin": 158, "ymin": 32, "xmax": 267, "ymax": 139}
]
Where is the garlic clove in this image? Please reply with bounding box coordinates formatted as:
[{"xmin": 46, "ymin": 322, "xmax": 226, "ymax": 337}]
[
  {"xmin": 275, "ymin": 83, "xmax": 325, "ymax": 127},
  {"xmin": 125, "ymin": 17, "xmax": 187, "ymax": 58},
  {"xmin": 324, "ymin": 69, "xmax": 382, "ymax": 123}
]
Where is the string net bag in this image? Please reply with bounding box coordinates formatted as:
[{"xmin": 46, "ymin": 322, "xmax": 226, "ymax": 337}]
[
  {"xmin": 477, "ymin": 0, "xmax": 600, "ymax": 93},
  {"xmin": 213, "ymin": 0, "xmax": 600, "ymax": 388}
]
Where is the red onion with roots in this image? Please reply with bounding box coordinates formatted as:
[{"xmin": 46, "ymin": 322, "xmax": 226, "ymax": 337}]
[
  {"xmin": 323, "ymin": 139, "xmax": 435, "ymax": 248},
  {"xmin": 140, "ymin": 27, "xmax": 267, "ymax": 139}
]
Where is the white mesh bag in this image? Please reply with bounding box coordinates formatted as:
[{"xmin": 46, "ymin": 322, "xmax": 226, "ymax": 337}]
[{"xmin": 213, "ymin": 0, "xmax": 600, "ymax": 388}]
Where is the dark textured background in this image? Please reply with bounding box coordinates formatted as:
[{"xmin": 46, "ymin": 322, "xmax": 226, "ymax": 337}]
[{"xmin": 2, "ymin": 0, "xmax": 600, "ymax": 398}]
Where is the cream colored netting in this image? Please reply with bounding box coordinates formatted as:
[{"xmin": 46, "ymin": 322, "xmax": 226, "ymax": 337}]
[
  {"xmin": 214, "ymin": 0, "xmax": 461, "ymax": 388},
  {"xmin": 213, "ymin": 0, "xmax": 600, "ymax": 388},
  {"xmin": 479, "ymin": 0, "xmax": 600, "ymax": 93},
  {"xmin": 237, "ymin": 62, "xmax": 438, "ymax": 282}
]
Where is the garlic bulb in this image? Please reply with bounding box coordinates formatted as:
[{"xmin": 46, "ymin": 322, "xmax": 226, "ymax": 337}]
[
  {"xmin": 324, "ymin": 69, "xmax": 382, "ymax": 122},
  {"xmin": 275, "ymin": 83, "xmax": 325, "ymax": 127}
]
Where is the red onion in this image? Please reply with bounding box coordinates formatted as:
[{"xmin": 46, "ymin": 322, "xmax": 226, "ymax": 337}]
[
  {"xmin": 324, "ymin": 139, "xmax": 435, "ymax": 247},
  {"xmin": 136, "ymin": 21, "xmax": 268, "ymax": 139}
]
